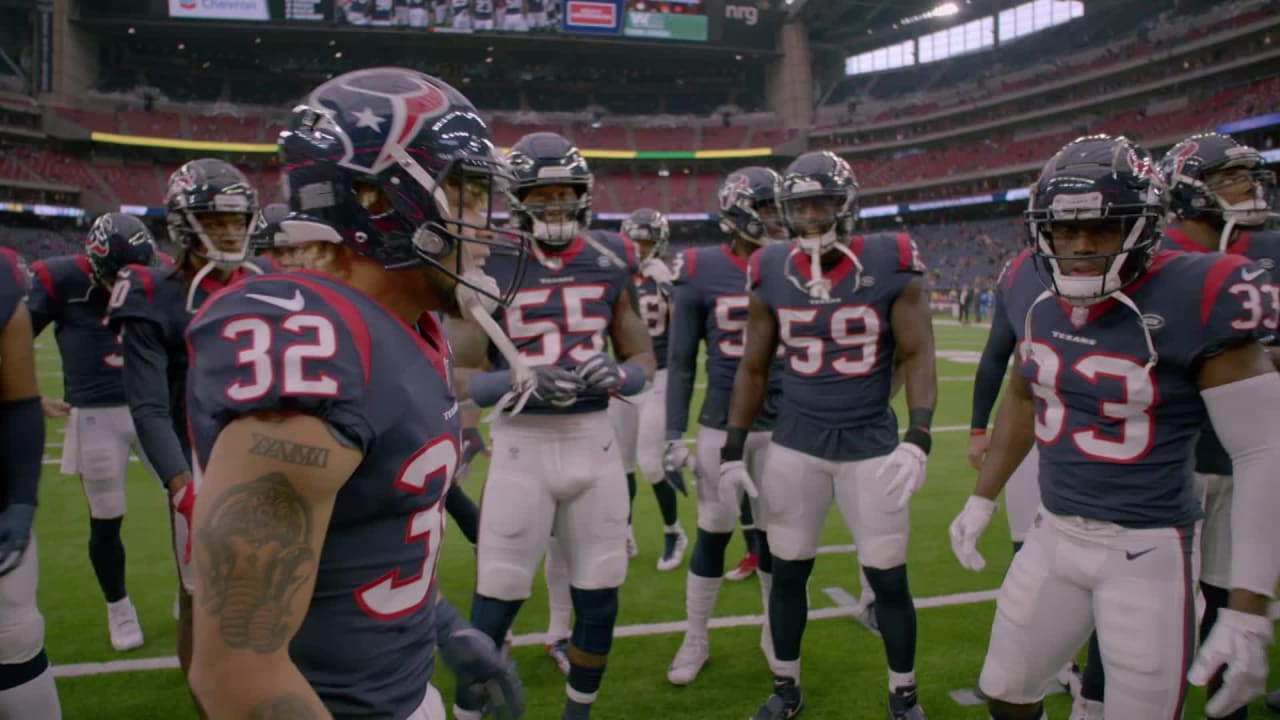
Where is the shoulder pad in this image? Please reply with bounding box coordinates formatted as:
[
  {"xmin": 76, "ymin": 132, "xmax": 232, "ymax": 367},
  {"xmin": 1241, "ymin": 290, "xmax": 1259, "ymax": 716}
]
[{"xmin": 187, "ymin": 274, "xmax": 378, "ymax": 451}]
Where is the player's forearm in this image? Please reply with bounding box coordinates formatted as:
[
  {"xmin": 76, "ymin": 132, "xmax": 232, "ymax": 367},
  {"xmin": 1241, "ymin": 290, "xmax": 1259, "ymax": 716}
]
[
  {"xmin": 899, "ymin": 347, "xmax": 937, "ymax": 421},
  {"xmin": 973, "ymin": 380, "xmax": 1034, "ymax": 501},
  {"xmin": 0, "ymin": 397, "xmax": 44, "ymax": 506},
  {"xmin": 1203, "ymin": 372, "xmax": 1280, "ymax": 598},
  {"xmin": 726, "ymin": 365, "xmax": 766, "ymax": 435},
  {"xmin": 970, "ymin": 309, "xmax": 1015, "ymax": 430},
  {"xmin": 191, "ymin": 655, "xmax": 332, "ymax": 720}
]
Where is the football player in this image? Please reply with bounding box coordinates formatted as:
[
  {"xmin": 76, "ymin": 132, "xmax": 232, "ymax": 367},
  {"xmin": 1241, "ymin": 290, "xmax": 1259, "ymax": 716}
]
[
  {"xmin": 106, "ymin": 157, "xmax": 267, "ymax": 697},
  {"xmin": 664, "ymin": 166, "xmax": 786, "ymax": 687},
  {"xmin": 622, "ymin": 207, "xmax": 687, "ymax": 571},
  {"xmin": 27, "ymin": 212, "xmax": 159, "ymax": 653},
  {"xmin": 473, "ymin": 0, "xmax": 495, "ymax": 29},
  {"xmin": 949, "ymin": 135, "xmax": 1280, "ymax": 719},
  {"xmin": 447, "ymin": 130, "xmax": 655, "ymax": 720},
  {"xmin": 0, "ymin": 247, "xmax": 61, "ymax": 719},
  {"xmin": 186, "ymin": 67, "xmax": 527, "ymax": 720},
  {"xmin": 499, "ymin": 0, "xmax": 527, "ymax": 30},
  {"xmin": 1070, "ymin": 132, "xmax": 1280, "ymax": 720},
  {"xmin": 727, "ymin": 151, "xmax": 936, "ymax": 720}
]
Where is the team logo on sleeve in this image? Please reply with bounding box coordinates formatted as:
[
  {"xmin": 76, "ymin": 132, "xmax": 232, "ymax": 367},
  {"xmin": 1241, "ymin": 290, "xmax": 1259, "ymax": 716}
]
[{"xmin": 308, "ymin": 68, "xmax": 453, "ymax": 176}]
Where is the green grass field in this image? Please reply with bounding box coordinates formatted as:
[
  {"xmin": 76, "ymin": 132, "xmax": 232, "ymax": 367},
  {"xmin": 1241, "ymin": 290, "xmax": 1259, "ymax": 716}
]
[{"xmin": 29, "ymin": 321, "xmax": 1280, "ymax": 719}]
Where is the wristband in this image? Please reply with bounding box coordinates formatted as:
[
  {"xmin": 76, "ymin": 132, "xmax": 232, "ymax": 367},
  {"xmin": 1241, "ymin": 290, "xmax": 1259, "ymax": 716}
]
[
  {"xmin": 903, "ymin": 427, "xmax": 932, "ymax": 455},
  {"xmin": 720, "ymin": 427, "xmax": 748, "ymax": 462},
  {"xmin": 619, "ymin": 362, "xmax": 647, "ymax": 396},
  {"xmin": 969, "ymin": 428, "xmax": 987, "ymax": 437}
]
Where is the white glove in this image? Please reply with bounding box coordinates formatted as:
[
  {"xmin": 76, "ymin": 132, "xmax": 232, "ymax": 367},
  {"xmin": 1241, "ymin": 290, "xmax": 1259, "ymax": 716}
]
[
  {"xmin": 1188, "ymin": 608, "xmax": 1273, "ymax": 717},
  {"xmin": 878, "ymin": 442, "xmax": 928, "ymax": 511},
  {"xmin": 719, "ymin": 460, "xmax": 758, "ymax": 500},
  {"xmin": 948, "ymin": 495, "xmax": 996, "ymax": 571},
  {"xmin": 662, "ymin": 439, "xmax": 693, "ymax": 474},
  {"xmin": 575, "ymin": 353, "xmax": 624, "ymax": 393},
  {"xmin": 641, "ymin": 258, "xmax": 674, "ymax": 286}
]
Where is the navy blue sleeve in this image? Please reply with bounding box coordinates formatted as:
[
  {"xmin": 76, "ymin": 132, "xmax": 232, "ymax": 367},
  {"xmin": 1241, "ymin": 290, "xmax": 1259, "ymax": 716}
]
[
  {"xmin": 25, "ymin": 260, "xmax": 59, "ymax": 337},
  {"xmin": 121, "ymin": 319, "xmax": 189, "ymax": 484},
  {"xmin": 970, "ymin": 292, "xmax": 1016, "ymax": 430},
  {"xmin": 185, "ymin": 281, "xmax": 376, "ymax": 459},
  {"xmin": 665, "ymin": 280, "xmax": 704, "ymax": 438}
]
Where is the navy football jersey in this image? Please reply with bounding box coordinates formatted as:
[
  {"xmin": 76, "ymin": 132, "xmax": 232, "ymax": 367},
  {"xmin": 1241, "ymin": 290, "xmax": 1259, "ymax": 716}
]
[
  {"xmin": 0, "ymin": 248, "xmax": 27, "ymax": 327},
  {"xmin": 666, "ymin": 243, "xmax": 782, "ymax": 435},
  {"xmin": 28, "ymin": 255, "xmax": 128, "ymax": 407},
  {"xmin": 107, "ymin": 259, "xmax": 273, "ymax": 464},
  {"xmin": 187, "ymin": 271, "xmax": 459, "ymax": 720},
  {"xmin": 474, "ymin": 0, "xmax": 493, "ymax": 17},
  {"xmin": 751, "ymin": 233, "xmax": 925, "ymax": 461},
  {"xmin": 635, "ymin": 261, "xmax": 671, "ymax": 370},
  {"xmin": 483, "ymin": 231, "xmax": 637, "ymax": 414},
  {"xmin": 1002, "ymin": 248, "xmax": 1277, "ymax": 528},
  {"xmin": 1163, "ymin": 227, "xmax": 1280, "ymax": 475}
]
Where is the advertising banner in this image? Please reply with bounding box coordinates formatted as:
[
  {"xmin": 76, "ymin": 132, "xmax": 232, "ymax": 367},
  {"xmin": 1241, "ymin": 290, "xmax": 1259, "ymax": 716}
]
[
  {"xmin": 622, "ymin": 1, "xmax": 706, "ymax": 41},
  {"xmin": 168, "ymin": 0, "xmax": 271, "ymax": 21},
  {"xmin": 561, "ymin": 0, "xmax": 625, "ymax": 35}
]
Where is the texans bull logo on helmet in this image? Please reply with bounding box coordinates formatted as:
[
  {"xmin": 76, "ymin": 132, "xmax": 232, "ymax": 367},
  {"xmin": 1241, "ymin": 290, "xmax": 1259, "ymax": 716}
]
[{"xmin": 306, "ymin": 67, "xmax": 453, "ymax": 176}]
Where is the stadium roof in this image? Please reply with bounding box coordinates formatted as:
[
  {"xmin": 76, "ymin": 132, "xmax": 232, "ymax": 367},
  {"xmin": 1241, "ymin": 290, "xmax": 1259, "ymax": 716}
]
[{"xmin": 794, "ymin": 0, "xmax": 1032, "ymax": 55}]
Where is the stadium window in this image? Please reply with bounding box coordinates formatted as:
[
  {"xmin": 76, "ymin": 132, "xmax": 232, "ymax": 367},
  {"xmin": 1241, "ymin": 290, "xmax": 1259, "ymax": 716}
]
[
  {"xmin": 998, "ymin": 0, "xmax": 1083, "ymax": 43},
  {"xmin": 845, "ymin": 39, "xmax": 915, "ymax": 76},
  {"xmin": 917, "ymin": 16, "xmax": 993, "ymax": 63}
]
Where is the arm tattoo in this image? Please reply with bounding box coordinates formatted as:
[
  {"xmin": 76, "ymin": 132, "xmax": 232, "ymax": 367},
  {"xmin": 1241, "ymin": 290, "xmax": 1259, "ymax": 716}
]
[
  {"xmin": 197, "ymin": 472, "xmax": 316, "ymax": 653},
  {"xmin": 246, "ymin": 695, "xmax": 320, "ymax": 720},
  {"xmin": 249, "ymin": 433, "xmax": 330, "ymax": 468}
]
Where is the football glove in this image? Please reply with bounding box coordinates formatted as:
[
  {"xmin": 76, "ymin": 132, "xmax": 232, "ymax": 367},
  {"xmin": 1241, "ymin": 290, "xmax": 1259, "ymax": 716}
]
[
  {"xmin": 456, "ymin": 427, "xmax": 490, "ymax": 482},
  {"xmin": 662, "ymin": 439, "xmax": 694, "ymax": 474},
  {"xmin": 171, "ymin": 483, "xmax": 196, "ymax": 564},
  {"xmin": 531, "ymin": 365, "xmax": 584, "ymax": 408},
  {"xmin": 438, "ymin": 611, "xmax": 525, "ymax": 719},
  {"xmin": 719, "ymin": 460, "xmax": 758, "ymax": 500},
  {"xmin": 1189, "ymin": 608, "xmax": 1272, "ymax": 717},
  {"xmin": 878, "ymin": 441, "xmax": 928, "ymax": 511},
  {"xmin": 575, "ymin": 353, "xmax": 624, "ymax": 394},
  {"xmin": 948, "ymin": 495, "xmax": 996, "ymax": 572},
  {"xmin": 0, "ymin": 503, "xmax": 35, "ymax": 577}
]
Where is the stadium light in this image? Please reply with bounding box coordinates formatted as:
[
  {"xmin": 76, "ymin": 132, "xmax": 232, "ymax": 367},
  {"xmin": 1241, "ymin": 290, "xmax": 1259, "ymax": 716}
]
[{"xmin": 899, "ymin": 2, "xmax": 961, "ymax": 27}]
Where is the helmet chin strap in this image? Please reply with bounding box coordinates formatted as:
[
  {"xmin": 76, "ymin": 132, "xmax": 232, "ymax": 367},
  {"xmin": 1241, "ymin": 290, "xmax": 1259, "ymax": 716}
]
[
  {"xmin": 788, "ymin": 238, "xmax": 862, "ymax": 302},
  {"xmin": 1021, "ymin": 287, "xmax": 1157, "ymax": 375},
  {"xmin": 185, "ymin": 258, "xmax": 263, "ymax": 313}
]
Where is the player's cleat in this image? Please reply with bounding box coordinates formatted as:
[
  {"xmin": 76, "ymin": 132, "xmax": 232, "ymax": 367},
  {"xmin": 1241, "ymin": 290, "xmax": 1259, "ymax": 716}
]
[
  {"xmin": 750, "ymin": 679, "xmax": 803, "ymax": 720},
  {"xmin": 1069, "ymin": 697, "xmax": 1104, "ymax": 720},
  {"xmin": 626, "ymin": 525, "xmax": 639, "ymax": 558},
  {"xmin": 888, "ymin": 684, "xmax": 926, "ymax": 719},
  {"xmin": 667, "ymin": 634, "xmax": 709, "ymax": 686},
  {"xmin": 546, "ymin": 637, "xmax": 570, "ymax": 675},
  {"xmin": 1265, "ymin": 689, "xmax": 1280, "ymax": 712},
  {"xmin": 107, "ymin": 598, "xmax": 144, "ymax": 651},
  {"xmin": 854, "ymin": 600, "xmax": 880, "ymax": 636},
  {"xmin": 725, "ymin": 552, "xmax": 758, "ymax": 581},
  {"xmin": 657, "ymin": 526, "xmax": 688, "ymax": 572}
]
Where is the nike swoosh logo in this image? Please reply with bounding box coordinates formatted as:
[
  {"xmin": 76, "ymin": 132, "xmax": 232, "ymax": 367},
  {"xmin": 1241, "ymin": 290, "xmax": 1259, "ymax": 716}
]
[
  {"xmin": 1243, "ymin": 268, "xmax": 1267, "ymax": 282},
  {"xmin": 245, "ymin": 290, "xmax": 305, "ymax": 312},
  {"xmin": 1125, "ymin": 547, "xmax": 1156, "ymax": 561}
]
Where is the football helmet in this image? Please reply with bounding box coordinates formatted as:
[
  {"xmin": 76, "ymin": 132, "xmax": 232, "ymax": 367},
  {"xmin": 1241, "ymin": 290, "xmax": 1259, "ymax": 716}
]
[
  {"xmin": 247, "ymin": 202, "xmax": 291, "ymax": 252},
  {"xmin": 1158, "ymin": 133, "xmax": 1275, "ymax": 250},
  {"xmin": 778, "ymin": 151, "xmax": 857, "ymax": 255},
  {"xmin": 278, "ymin": 66, "xmax": 528, "ymax": 307},
  {"xmin": 719, "ymin": 166, "xmax": 784, "ymax": 245},
  {"xmin": 622, "ymin": 207, "xmax": 669, "ymax": 261},
  {"xmin": 84, "ymin": 212, "xmax": 157, "ymax": 288},
  {"xmin": 1026, "ymin": 134, "xmax": 1162, "ymax": 303},
  {"xmin": 165, "ymin": 158, "xmax": 258, "ymax": 272},
  {"xmin": 506, "ymin": 132, "xmax": 593, "ymax": 247},
  {"xmin": 778, "ymin": 152, "xmax": 860, "ymax": 301}
]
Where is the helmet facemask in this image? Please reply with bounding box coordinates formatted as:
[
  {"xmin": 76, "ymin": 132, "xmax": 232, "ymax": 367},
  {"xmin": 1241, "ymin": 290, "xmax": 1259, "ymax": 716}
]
[
  {"xmin": 779, "ymin": 187, "xmax": 860, "ymax": 301},
  {"xmin": 1029, "ymin": 194, "xmax": 1160, "ymax": 304},
  {"xmin": 511, "ymin": 181, "xmax": 591, "ymax": 249}
]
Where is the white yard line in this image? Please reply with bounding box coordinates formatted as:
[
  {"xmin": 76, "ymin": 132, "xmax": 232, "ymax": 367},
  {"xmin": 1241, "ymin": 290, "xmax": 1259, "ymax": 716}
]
[{"xmin": 52, "ymin": 586, "xmax": 1000, "ymax": 679}]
